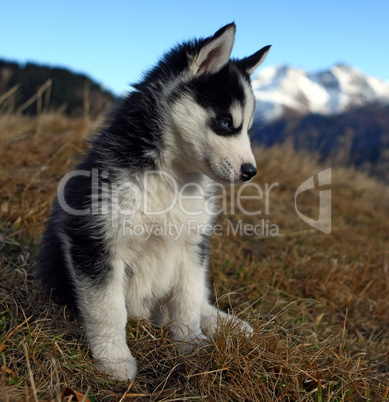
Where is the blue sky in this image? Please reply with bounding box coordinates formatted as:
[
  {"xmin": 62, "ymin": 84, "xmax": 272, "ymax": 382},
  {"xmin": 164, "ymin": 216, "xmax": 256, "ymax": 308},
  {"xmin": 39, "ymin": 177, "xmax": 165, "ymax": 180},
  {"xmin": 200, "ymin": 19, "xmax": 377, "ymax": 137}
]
[{"xmin": 1, "ymin": 0, "xmax": 388, "ymax": 95}]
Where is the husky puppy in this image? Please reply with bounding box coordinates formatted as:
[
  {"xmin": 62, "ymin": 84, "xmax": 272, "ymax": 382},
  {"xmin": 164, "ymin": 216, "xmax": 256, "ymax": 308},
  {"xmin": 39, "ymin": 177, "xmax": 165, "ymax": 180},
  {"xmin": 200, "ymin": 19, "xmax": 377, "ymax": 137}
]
[{"xmin": 37, "ymin": 23, "xmax": 270, "ymax": 381}]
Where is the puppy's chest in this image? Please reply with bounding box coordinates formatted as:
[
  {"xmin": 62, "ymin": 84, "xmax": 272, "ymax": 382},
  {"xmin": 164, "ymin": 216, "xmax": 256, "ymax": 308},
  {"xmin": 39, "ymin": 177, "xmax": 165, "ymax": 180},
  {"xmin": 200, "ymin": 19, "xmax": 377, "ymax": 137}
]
[
  {"xmin": 121, "ymin": 197, "xmax": 212, "ymax": 249},
  {"xmin": 114, "ymin": 182, "xmax": 215, "ymax": 259},
  {"xmin": 108, "ymin": 176, "xmax": 215, "ymax": 310},
  {"xmin": 127, "ymin": 177, "xmax": 215, "ymax": 231}
]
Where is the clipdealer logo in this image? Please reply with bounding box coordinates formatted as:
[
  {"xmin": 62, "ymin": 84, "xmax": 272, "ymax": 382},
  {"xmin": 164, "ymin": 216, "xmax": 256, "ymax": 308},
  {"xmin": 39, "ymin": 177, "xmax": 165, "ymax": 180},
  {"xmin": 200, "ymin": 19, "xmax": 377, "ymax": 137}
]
[
  {"xmin": 56, "ymin": 167, "xmax": 332, "ymax": 235},
  {"xmin": 295, "ymin": 168, "xmax": 332, "ymax": 234}
]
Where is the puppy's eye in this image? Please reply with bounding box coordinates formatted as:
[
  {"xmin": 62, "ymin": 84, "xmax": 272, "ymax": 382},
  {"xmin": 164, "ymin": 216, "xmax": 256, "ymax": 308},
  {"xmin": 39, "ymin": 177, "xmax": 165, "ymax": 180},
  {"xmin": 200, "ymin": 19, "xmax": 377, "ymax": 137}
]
[{"xmin": 219, "ymin": 118, "xmax": 232, "ymax": 131}]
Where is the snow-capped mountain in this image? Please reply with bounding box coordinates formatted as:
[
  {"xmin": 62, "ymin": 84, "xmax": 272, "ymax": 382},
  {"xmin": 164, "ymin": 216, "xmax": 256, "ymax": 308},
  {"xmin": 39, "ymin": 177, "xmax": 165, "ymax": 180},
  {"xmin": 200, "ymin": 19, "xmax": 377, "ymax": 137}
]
[{"xmin": 252, "ymin": 64, "xmax": 389, "ymax": 124}]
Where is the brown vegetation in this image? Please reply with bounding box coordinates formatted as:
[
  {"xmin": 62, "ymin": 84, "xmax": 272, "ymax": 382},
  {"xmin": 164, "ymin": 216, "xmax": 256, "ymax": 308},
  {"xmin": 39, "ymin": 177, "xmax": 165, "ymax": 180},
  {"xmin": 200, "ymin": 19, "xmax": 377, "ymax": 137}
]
[{"xmin": 1, "ymin": 112, "xmax": 389, "ymax": 400}]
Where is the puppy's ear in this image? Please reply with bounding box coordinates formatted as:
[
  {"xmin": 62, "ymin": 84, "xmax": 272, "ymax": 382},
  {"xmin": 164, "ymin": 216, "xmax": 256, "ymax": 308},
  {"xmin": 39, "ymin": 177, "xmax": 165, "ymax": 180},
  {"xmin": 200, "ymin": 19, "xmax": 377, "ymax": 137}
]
[
  {"xmin": 189, "ymin": 23, "xmax": 236, "ymax": 76},
  {"xmin": 236, "ymin": 45, "xmax": 271, "ymax": 76}
]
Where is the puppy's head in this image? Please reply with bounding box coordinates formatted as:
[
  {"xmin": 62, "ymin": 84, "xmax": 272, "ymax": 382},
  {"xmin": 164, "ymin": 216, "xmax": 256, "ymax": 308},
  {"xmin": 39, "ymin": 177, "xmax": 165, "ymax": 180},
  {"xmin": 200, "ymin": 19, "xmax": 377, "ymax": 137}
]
[{"xmin": 167, "ymin": 23, "xmax": 270, "ymax": 184}]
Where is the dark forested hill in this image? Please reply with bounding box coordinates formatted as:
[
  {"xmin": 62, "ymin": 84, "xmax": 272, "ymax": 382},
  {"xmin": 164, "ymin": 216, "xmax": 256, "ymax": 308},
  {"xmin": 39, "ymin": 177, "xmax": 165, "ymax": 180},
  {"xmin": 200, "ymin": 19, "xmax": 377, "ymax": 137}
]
[{"xmin": 0, "ymin": 59, "xmax": 115, "ymax": 117}]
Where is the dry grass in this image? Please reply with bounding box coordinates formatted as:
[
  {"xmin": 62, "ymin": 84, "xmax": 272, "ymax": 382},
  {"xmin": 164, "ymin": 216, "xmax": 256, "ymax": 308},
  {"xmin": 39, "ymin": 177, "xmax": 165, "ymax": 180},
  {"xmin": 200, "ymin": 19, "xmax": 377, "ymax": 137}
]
[{"xmin": 1, "ymin": 112, "xmax": 389, "ymax": 401}]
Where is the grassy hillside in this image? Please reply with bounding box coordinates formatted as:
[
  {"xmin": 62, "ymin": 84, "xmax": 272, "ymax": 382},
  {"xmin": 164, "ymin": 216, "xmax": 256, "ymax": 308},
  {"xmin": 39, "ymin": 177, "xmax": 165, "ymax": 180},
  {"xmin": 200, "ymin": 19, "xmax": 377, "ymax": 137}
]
[{"xmin": 1, "ymin": 113, "xmax": 389, "ymax": 400}]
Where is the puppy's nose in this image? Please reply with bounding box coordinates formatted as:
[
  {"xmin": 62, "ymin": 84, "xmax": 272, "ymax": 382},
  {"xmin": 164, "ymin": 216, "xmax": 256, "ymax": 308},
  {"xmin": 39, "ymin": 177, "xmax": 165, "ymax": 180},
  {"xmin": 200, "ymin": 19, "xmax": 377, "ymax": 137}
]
[{"xmin": 241, "ymin": 163, "xmax": 257, "ymax": 181}]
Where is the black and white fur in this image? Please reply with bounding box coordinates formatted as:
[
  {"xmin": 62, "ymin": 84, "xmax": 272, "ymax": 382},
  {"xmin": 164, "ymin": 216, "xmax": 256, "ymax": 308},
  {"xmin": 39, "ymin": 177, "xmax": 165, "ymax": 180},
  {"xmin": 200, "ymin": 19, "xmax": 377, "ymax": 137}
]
[{"xmin": 37, "ymin": 23, "xmax": 270, "ymax": 381}]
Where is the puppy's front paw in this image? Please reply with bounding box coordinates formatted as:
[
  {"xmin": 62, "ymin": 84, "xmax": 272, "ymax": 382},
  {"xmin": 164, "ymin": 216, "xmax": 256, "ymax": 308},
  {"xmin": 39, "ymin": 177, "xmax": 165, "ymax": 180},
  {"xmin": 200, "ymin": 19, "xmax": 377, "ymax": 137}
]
[
  {"xmin": 176, "ymin": 333, "xmax": 211, "ymax": 354},
  {"xmin": 235, "ymin": 317, "xmax": 254, "ymax": 336},
  {"xmin": 169, "ymin": 326, "xmax": 210, "ymax": 353},
  {"xmin": 202, "ymin": 308, "xmax": 254, "ymax": 337},
  {"xmin": 97, "ymin": 356, "xmax": 138, "ymax": 381}
]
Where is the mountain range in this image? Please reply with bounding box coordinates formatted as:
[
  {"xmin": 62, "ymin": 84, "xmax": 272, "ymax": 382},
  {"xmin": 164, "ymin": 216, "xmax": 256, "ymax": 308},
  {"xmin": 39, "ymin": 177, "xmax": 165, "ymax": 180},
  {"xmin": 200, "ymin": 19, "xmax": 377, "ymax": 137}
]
[
  {"xmin": 250, "ymin": 64, "xmax": 389, "ymax": 182},
  {"xmin": 252, "ymin": 64, "xmax": 389, "ymax": 124}
]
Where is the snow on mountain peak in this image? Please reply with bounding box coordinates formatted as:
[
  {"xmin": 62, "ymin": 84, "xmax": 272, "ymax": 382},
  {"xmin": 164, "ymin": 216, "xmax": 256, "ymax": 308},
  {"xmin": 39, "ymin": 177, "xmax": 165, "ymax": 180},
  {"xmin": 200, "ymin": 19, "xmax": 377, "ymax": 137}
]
[{"xmin": 252, "ymin": 64, "xmax": 389, "ymax": 124}]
